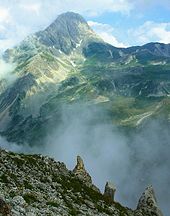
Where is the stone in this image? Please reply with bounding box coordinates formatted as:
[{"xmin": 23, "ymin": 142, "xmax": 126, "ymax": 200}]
[
  {"xmin": 73, "ymin": 156, "xmax": 92, "ymax": 184},
  {"xmin": 12, "ymin": 196, "xmax": 26, "ymax": 207},
  {"xmin": 137, "ymin": 185, "xmax": 164, "ymax": 216},
  {"xmin": 0, "ymin": 148, "xmax": 164, "ymax": 216},
  {"xmin": 0, "ymin": 198, "xmax": 11, "ymax": 216},
  {"xmin": 104, "ymin": 182, "xmax": 116, "ymax": 201}
]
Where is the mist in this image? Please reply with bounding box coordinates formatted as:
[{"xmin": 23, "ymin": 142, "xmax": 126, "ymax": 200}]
[
  {"xmin": 0, "ymin": 103, "xmax": 169, "ymax": 215},
  {"xmin": 0, "ymin": 59, "xmax": 16, "ymax": 84},
  {"xmin": 43, "ymin": 104, "xmax": 170, "ymax": 216}
]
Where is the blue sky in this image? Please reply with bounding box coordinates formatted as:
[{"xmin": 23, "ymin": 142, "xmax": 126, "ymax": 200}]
[{"xmin": 0, "ymin": 0, "xmax": 170, "ymax": 51}]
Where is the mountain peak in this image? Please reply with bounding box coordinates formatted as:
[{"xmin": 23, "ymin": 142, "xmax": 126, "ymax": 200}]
[
  {"xmin": 36, "ymin": 11, "xmax": 97, "ymax": 54},
  {"xmin": 56, "ymin": 11, "xmax": 87, "ymax": 24}
]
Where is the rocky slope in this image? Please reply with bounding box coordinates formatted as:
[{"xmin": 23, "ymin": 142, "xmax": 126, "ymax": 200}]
[{"xmin": 0, "ymin": 149, "xmax": 163, "ymax": 216}]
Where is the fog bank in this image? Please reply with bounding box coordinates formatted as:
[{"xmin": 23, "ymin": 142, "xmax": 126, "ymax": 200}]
[
  {"xmin": 0, "ymin": 59, "xmax": 16, "ymax": 84},
  {"xmin": 0, "ymin": 104, "xmax": 169, "ymax": 215}
]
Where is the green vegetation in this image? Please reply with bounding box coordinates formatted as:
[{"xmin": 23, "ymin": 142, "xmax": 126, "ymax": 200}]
[
  {"xmin": 46, "ymin": 201, "xmax": 59, "ymax": 208},
  {"xmin": 40, "ymin": 52, "xmax": 55, "ymax": 62},
  {"xmin": 0, "ymin": 174, "xmax": 9, "ymax": 183},
  {"xmin": 1, "ymin": 12, "xmax": 170, "ymax": 146},
  {"xmin": 23, "ymin": 193, "xmax": 37, "ymax": 204}
]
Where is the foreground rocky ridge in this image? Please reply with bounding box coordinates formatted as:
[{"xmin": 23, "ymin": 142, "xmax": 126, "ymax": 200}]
[{"xmin": 0, "ymin": 149, "xmax": 163, "ymax": 216}]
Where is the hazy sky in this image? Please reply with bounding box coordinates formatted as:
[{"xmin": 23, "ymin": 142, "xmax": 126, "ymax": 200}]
[{"xmin": 0, "ymin": 0, "xmax": 170, "ymax": 51}]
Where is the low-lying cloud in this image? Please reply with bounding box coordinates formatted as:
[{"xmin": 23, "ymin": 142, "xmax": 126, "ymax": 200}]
[
  {"xmin": 0, "ymin": 59, "xmax": 16, "ymax": 84},
  {"xmin": 0, "ymin": 104, "xmax": 169, "ymax": 215},
  {"xmin": 42, "ymin": 105, "xmax": 170, "ymax": 216},
  {"xmin": 88, "ymin": 21, "xmax": 127, "ymax": 47}
]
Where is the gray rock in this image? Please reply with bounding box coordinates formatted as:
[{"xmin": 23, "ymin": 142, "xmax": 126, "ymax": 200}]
[
  {"xmin": 12, "ymin": 196, "xmax": 26, "ymax": 207},
  {"xmin": 0, "ymin": 149, "xmax": 164, "ymax": 216},
  {"xmin": 104, "ymin": 181, "xmax": 116, "ymax": 201},
  {"xmin": 73, "ymin": 155, "xmax": 92, "ymax": 184},
  {"xmin": 137, "ymin": 185, "xmax": 164, "ymax": 216}
]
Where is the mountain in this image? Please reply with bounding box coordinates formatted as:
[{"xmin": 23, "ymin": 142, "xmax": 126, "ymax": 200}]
[
  {"xmin": 0, "ymin": 11, "xmax": 169, "ymax": 160},
  {"xmin": 0, "ymin": 12, "xmax": 170, "ymax": 144},
  {"xmin": 0, "ymin": 149, "xmax": 163, "ymax": 216},
  {"xmin": 0, "ymin": 11, "xmax": 169, "ymax": 216},
  {"xmin": 36, "ymin": 12, "xmax": 100, "ymax": 54}
]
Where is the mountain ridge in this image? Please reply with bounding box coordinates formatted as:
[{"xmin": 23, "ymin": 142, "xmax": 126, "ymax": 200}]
[
  {"xmin": 0, "ymin": 11, "xmax": 170, "ymax": 216},
  {"xmin": 0, "ymin": 11, "xmax": 170, "ymax": 144},
  {"xmin": 0, "ymin": 149, "xmax": 163, "ymax": 216}
]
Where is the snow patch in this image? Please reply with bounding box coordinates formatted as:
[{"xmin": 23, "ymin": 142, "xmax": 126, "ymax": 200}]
[
  {"xmin": 70, "ymin": 60, "xmax": 76, "ymax": 67},
  {"xmin": 109, "ymin": 50, "xmax": 113, "ymax": 58},
  {"xmin": 76, "ymin": 39, "xmax": 82, "ymax": 48}
]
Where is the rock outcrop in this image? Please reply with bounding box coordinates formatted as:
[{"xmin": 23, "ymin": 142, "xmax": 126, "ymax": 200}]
[
  {"xmin": 136, "ymin": 185, "xmax": 164, "ymax": 216},
  {"xmin": 73, "ymin": 155, "xmax": 100, "ymax": 193},
  {"xmin": 73, "ymin": 155, "xmax": 92, "ymax": 184},
  {"xmin": 104, "ymin": 182, "xmax": 116, "ymax": 201},
  {"xmin": 0, "ymin": 198, "xmax": 11, "ymax": 216}
]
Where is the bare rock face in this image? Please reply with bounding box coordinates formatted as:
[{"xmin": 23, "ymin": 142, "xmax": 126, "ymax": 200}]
[
  {"xmin": 73, "ymin": 156, "xmax": 100, "ymax": 193},
  {"xmin": 0, "ymin": 198, "xmax": 11, "ymax": 216},
  {"xmin": 104, "ymin": 182, "xmax": 116, "ymax": 201},
  {"xmin": 136, "ymin": 186, "xmax": 164, "ymax": 216},
  {"xmin": 73, "ymin": 155, "xmax": 92, "ymax": 184}
]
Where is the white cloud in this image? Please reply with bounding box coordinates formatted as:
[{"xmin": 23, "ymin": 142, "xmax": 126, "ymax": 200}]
[
  {"xmin": 129, "ymin": 21, "xmax": 170, "ymax": 45},
  {"xmin": 130, "ymin": 0, "xmax": 170, "ymax": 11},
  {"xmin": 88, "ymin": 21, "xmax": 115, "ymax": 32},
  {"xmin": 0, "ymin": 0, "xmax": 133, "ymax": 51},
  {"xmin": 0, "ymin": 59, "xmax": 16, "ymax": 83},
  {"xmin": 76, "ymin": 0, "xmax": 133, "ymax": 16},
  {"xmin": 0, "ymin": 39, "xmax": 15, "ymax": 52},
  {"xmin": 0, "ymin": 0, "xmax": 170, "ymax": 51},
  {"xmin": 47, "ymin": 0, "xmax": 133, "ymax": 16},
  {"xmin": 88, "ymin": 21, "xmax": 127, "ymax": 47},
  {"xmin": 99, "ymin": 32, "xmax": 127, "ymax": 47},
  {"xmin": 0, "ymin": 7, "xmax": 11, "ymax": 23},
  {"xmin": 0, "ymin": 23, "xmax": 33, "ymax": 52},
  {"xmin": 19, "ymin": 3, "xmax": 41, "ymax": 15}
]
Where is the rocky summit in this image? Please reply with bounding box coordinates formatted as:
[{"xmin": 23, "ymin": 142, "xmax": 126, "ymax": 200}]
[{"xmin": 0, "ymin": 149, "xmax": 163, "ymax": 216}]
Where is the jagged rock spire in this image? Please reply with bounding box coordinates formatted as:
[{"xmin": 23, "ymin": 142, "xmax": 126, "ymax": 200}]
[
  {"xmin": 73, "ymin": 156, "xmax": 92, "ymax": 184},
  {"xmin": 73, "ymin": 156, "xmax": 100, "ymax": 193},
  {"xmin": 75, "ymin": 155, "xmax": 85, "ymax": 170},
  {"xmin": 137, "ymin": 185, "xmax": 164, "ymax": 216},
  {"xmin": 104, "ymin": 182, "xmax": 116, "ymax": 201}
]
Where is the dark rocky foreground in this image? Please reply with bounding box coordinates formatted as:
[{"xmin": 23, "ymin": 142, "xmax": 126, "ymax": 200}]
[{"xmin": 0, "ymin": 148, "xmax": 163, "ymax": 216}]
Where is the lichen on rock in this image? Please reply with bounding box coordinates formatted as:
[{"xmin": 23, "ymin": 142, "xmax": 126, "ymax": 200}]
[{"xmin": 136, "ymin": 185, "xmax": 164, "ymax": 216}]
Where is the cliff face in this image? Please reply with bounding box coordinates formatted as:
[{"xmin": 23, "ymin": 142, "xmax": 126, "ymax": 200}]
[{"xmin": 0, "ymin": 149, "xmax": 163, "ymax": 216}]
